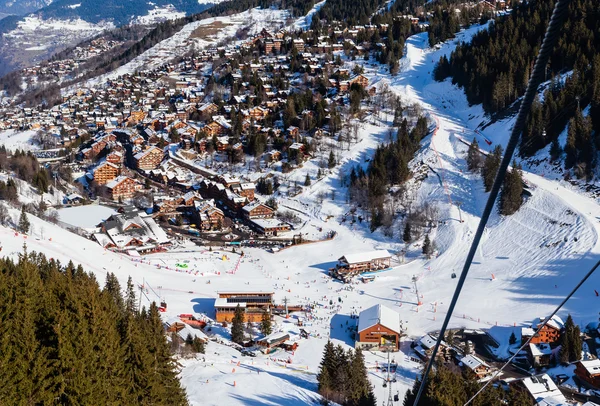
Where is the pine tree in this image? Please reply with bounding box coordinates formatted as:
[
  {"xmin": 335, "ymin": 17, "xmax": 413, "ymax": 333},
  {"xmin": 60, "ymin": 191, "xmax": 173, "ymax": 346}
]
[
  {"xmin": 317, "ymin": 341, "xmax": 336, "ymax": 401},
  {"xmin": 230, "ymin": 304, "xmax": 245, "ymax": 344},
  {"xmin": 422, "ymin": 234, "xmax": 434, "ymax": 258},
  {"xmin": 347, "ymin": 349, "xmax": 376, "ymax": 406},
  {"xmin": 403, "ymin": 222, "xmax": 412, "ymax": 243},
  {"xmin": 328, "ymin": 150, "xmax": 336, "ymax": 169},
  {"xmin": 498, "ymin": 161, "xmax": 523, "ymax": 215},
  {"xmin": 509, "ymin": 331, "xmax": 517, "ymax": 345},
  {"xmin": 549, "ymin": 138, "xmax": 562, "ymax": 162},
  {"xmin": 482, "ymin": 145, "xmax": 503, "ymax": 192},
  {"xmin": 18, "ymin": 206, "xmax": 30, "ymax": 234},
  {"xmin": 260, "ymin": 309, "xmax": 272, "ymax": 336},
  {"xmin": 467, "ymin": 138, "xmax": 482, "ymax": 171},
  {"xmin": 563, "ymin": 315, "xmax": 582, "ymax": 362},
  {"xmin": 304, "ymin": 173, "xmax": 311, "ymax": 186}
]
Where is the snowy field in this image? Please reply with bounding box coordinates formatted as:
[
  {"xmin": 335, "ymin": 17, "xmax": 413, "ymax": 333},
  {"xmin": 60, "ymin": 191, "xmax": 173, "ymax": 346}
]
[
  {"xmin": 57, "ymin": 205, "xmax": 117, "ymax": 230},
  {"xmin": 0, "ymin": 129, "xmax": 40, "ymax": 152}
]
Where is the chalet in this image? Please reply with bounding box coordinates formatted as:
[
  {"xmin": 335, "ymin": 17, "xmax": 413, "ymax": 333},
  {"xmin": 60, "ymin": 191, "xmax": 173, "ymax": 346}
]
[
  {"xmin": 268, "ymin": 150, "xmax": 282, "ymax": 162},
  {"xmin": 193, "ymin": 200, "xmax": 225, "ymax": 230},
  {"xmin": 330, "ymin": 250, "xmax": 391, "ymax": 281},
  {"xmin": 182, "ymin": 191, "xmax": 202, "ymax": 206},
  {"xmin": 105, "ymin": 176, "xmax": 140, "ymax": 200},
  {"xmin": 204, "ymin": 117, "xmax": 231, "ymax": 137},
  {"xmin": 236, "ymin": 182, "xmax": 255, "ymax": 201},
  {"xmin": 93, "ymin": 207, "xmax": 169, "ymax": 252},
  {"xmin": 242, "ymin": 201, "xmax": 274, "ymax": 220},
  {"xmin": 574, "ymin": 360, "xmax": 600, "ymax": 388},
  {"xmin": 134, "ymin": 146, "xmax": 164, "ymax": 171},
  {"xmin": 216, "ymin": 136, "xmax": 229, "ymax": 151},
  {"xmin": 106, "ymin": 151, "xmax": 123, "ymax": 165},
  {"xmin": 349, "ymin": 74, "xmax": 369, "ymax": 88},
  {"xmin": 249, "ymin": 218, "xmax": 290, "ymax": 236},
  {"xmin": 93, "ymin": 161, "xmax": 120, "ymax": 185},
  {"xmin": 521, "ymin": 316, "xmax": 563, "ymax": 345},
  {"xmin": 356, "ymin": 304, "xmax": 402, "ymax": 351},
  {"xmin": 256, "ymin": 332, "xmax": 292, "ymax": 352},
  {"xmin": 460, "ymin": 354, "xmax": 493, "ymax": 379},
  {"xmin": 214, "ymin": 291, "xmax": 274, "ymax": 323},
  {"xmin": 528, "ymin": 342, "xmax": 553, "ymax": 368},
  {"xmin": 413, "ymin": 334, "xmax": 452, "ymax": 362},
  {"xmin": 516, "ymin": 374, "xmax": 567, "ymax": 405}
]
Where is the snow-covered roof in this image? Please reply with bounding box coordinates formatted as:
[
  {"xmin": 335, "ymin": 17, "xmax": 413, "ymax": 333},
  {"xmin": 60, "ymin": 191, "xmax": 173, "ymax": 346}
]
[
  {"xmin": 521, "ymin": 327, "xmax": 535, "ymax": 337},
  {"xmin": 529, "ymin": 343, "xmax": 552, "ymax": 357},
  {"xmin": 418, "ymin": 334, "xmax": 446, "ymax": 349},
  {"xmin": 461, "ymin": 354, "xmax": 488, "ymax": 371},
  {"xmin": 250, "ymin": 218, "xmax": 289, "ymax": 230},
  {"xmin": 533, "ymin": 315, "xmax": 564, "ymax": 331},
  {"xmin": 340, "ymin": 250, "xmax": 391, "ymax": 265},
  {"xmin": 521, "ymin": 374, "xmax": 566, "ymax": 405},
  {"xmin": 578, "ymin": 359, "xmax": 600, "ymax": 375},
  {"xmin": 214, "ymin": 298, "xmax": 246, "ymax": 308},
  {"xmin": 357, "ymin": 304, "xmax": 401, "ymax": 334}
]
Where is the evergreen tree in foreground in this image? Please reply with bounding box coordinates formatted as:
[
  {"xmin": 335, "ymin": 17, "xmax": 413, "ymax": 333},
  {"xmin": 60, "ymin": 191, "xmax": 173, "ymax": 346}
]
[
  {"xmin": 0, "ymin": 251, "xmax": 188, "ymax": 405},
  {"xmin": 317, "ymin": 342, "xmax": 375, "ymax": 406},
  {"xmin": 230, "ymin": 304, "xmax": 245, "ymax": 344}
]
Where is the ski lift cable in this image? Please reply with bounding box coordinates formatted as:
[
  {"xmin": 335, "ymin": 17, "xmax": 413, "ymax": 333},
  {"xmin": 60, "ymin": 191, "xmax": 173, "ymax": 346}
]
[
  {"xmin": 412, "ymin": 0, "xmax": 572, "ymax": 404},
  {"xmin": 463, "ymin": 257, "xmax": 600, "ymax": 405}
]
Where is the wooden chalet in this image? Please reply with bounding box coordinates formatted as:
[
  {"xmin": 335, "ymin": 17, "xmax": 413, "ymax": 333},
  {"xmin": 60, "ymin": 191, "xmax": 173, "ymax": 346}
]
[
  {"xmin": 355, "ymin": 304, "xmax": 402, "ymax": 351},
  {"xmin": 106, "ymin": 176, "xmax": 140, "ymax": 200},
  {"xmin": 241, "ymin": 201, "xmax": 274, "ymax": 220},
  {"xmin": 574, "ymin": 360, "xmax": 600, "ymax": 388},
  {"xmin": 134, "ymin": 146, "xmax": 164, "ymax": 170},
  {"xmin": 330, "ymin": 250, "xmax": 391, "ymax": 281},
  {"xmin": 93, "ymin": 161, "xmax": 120, "ymax": 185}
]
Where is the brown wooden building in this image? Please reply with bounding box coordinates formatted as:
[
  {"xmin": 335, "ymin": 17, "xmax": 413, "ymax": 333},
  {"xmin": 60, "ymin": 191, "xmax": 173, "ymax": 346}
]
[
  {"xmin": 242, "ymin": 201, "xmax": 274, "ymax": 220},
  {"xmin": 330, "ymin": 250, "xmax": 392, "ymax": 281},
  {"xmin": 134, "ymin": 146, "xmax": 164, "ymax": 171},
  {"xmin": 521, "ymin": 316, "xmax": 564, "ymax": 345},
  {"xmin": 106, "ymin": 176, "xmax": 140, "ymax": 200},
  {"xmin": 356, "ymin": 304, "xmax": 402, "ymax": 351},
  {"xmin": 574, "ymin": 360, "xmax": 600, "ymax": 388},
  {"xmin": 93, "ymin": 161, "xmax": 120, "ymax": 185},
  {"xmin": 214, "ymin": 291, "xmax": 274, "ymax": 323}
]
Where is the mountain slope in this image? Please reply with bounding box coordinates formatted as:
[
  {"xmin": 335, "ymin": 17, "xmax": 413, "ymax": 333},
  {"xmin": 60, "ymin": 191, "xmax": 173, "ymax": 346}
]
[{"xmin": 0, "ymin": 0, "xmax": 52, "ymax": 16}]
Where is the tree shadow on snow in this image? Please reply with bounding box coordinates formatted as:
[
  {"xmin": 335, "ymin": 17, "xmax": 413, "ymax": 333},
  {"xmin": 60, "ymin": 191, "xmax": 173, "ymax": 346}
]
[{"xmin": 500, "ymin": 253, "xmax": 600, "ymax": 320}]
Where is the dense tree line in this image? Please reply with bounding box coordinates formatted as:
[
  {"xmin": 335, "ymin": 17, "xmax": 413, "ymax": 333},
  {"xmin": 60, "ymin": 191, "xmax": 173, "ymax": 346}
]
[
  {"xmin": 0, "ymin": 251, "xmax": 188, "ymax": 404},
  {"xmin": 467, "ymin": 141, "xmax": 525, "ymax": 215},
  {"xmin": 435, "ymin": 0, "xmax": 600, "ymax": 174},
  {"xmin": 0, "ymin": 147, "xmax": 50, "ymax": 193},
  {"xmin": 403, "ymin": 364, "xmax": 532, "ymax": 405},
  {"xmin": 317, "ymin": 341, "xmax": 376, "ymax": 406},
  {"xmin": 315, "ymin": 0, "xmax": 388, "ymax": 26}
]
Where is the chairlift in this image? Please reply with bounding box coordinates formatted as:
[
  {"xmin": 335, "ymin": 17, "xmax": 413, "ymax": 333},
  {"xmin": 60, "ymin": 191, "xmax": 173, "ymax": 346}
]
[
  {"xmin": 451, "ymin": 273, "xmax": 456, "ymax": 279},
  {"xmin": 383, "ymin": 382, "xmax": 387, "ymax": 388}
]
